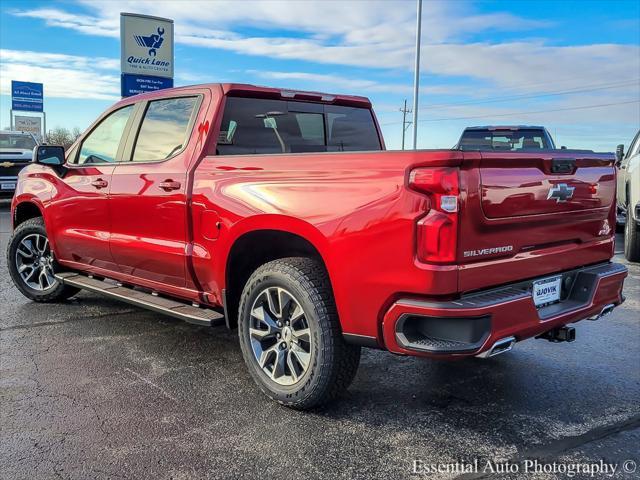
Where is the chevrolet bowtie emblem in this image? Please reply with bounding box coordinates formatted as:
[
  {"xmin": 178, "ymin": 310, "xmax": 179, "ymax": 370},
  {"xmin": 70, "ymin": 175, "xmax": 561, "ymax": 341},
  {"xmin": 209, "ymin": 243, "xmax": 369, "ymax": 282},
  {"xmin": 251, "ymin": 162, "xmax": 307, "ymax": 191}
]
[
  {"xmin": 547, "ymin": 183, "xmax": 575, "ymax": 203},
  {"xmin": 0, "ymin": 162, "xmax": 15, "ymax": 168}
]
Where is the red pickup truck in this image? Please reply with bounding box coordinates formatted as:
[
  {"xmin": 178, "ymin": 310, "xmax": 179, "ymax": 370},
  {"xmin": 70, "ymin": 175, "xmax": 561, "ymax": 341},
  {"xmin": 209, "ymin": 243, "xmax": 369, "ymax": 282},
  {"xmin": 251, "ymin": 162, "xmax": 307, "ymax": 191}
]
[{"xmin": 8, "ymin": 84, "xmax": 627, "ymax": 409}]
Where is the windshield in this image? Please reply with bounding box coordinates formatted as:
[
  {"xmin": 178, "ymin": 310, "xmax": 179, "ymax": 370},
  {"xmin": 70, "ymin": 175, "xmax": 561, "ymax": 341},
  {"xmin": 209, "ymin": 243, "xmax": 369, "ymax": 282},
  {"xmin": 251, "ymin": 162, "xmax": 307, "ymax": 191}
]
[
  {"xmin": 458, "ymin": 129, "xmax": 554, "ymax": 151},
  {"xmin": 0, "ymin": 133, "xmax": 36, "ymax": 150}
]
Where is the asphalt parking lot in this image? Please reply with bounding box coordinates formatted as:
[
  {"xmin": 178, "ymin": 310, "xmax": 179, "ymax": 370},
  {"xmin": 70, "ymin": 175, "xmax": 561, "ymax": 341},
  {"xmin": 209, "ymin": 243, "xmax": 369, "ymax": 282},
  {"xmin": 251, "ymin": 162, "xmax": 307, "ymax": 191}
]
[{"xmin": 1, "ymin": 203, "xmax": 638, "ymax": 480}]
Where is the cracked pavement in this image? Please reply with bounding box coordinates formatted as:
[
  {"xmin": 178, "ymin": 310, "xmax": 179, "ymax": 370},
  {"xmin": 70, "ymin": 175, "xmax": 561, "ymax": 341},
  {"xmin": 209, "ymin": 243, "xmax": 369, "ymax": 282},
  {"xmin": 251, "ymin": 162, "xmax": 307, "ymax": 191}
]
[{"xmin": 0, "ymin": 204, "xmax": 639, "ymax": 480}]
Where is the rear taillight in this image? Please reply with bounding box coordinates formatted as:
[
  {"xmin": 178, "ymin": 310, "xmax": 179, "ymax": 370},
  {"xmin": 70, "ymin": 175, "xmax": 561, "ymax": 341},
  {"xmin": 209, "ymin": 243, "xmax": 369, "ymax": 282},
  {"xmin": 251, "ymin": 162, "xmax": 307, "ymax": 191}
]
[{"xmin": 409, "ymin": 167, "xmax": 459, "ymax": 263}]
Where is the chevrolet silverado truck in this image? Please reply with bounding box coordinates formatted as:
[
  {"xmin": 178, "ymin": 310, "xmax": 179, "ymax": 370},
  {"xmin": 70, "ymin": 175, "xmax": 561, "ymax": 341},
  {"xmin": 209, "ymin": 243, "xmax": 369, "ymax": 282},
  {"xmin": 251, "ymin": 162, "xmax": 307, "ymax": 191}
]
[
  {"xmin": 0, "ymin": 130, "xmax": 38, "ymax": 197},
  {"xmin": 7, "ymin": 84, "xmax": 628, "ymax": 409}
]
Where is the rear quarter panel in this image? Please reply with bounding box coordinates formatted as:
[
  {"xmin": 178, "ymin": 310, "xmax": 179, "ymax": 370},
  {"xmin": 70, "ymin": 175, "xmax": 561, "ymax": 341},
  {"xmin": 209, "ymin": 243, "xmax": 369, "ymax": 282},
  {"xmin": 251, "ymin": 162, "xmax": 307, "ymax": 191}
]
[{"xmin": 192, "ymin": 150, "xmax": 463, "ymax": 340}]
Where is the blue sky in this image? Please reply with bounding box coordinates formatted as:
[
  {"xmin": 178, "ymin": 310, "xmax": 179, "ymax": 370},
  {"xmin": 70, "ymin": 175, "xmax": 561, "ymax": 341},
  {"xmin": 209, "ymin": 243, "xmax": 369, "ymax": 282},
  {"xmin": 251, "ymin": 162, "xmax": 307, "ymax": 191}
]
[{"xmin": 1, "ymin": 0, "xmax": 638, "ymax": 150}]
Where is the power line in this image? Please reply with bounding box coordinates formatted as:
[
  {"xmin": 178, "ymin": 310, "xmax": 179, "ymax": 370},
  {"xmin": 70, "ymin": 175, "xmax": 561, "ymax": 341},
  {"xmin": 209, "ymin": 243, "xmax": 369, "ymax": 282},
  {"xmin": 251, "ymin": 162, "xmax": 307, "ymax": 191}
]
[
  {"xmin": 437, "ymin": 75, "xmax": 638, "ymax": 100},
  {"xmin": 420, "ymin": 79, "xmax": 640, "ymax": 109},
  {"xmin": 419, "ymin": 99, "xmax": 640, "ymax": 123},
  {"xmin": 381, "ymin": 99, "xmax": 640, "ymax": 125}
]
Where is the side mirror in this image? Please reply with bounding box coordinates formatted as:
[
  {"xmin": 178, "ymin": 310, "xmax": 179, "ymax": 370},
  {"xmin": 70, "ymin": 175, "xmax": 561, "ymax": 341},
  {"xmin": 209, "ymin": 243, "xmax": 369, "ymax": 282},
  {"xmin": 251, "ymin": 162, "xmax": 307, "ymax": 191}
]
[
  {"xmin": 33, "ymin": 145, "xmax": 65, "ymax": 166},
  {"xmin": 615, "ymin": 144, "xmax": 624, "ymax": 164}
]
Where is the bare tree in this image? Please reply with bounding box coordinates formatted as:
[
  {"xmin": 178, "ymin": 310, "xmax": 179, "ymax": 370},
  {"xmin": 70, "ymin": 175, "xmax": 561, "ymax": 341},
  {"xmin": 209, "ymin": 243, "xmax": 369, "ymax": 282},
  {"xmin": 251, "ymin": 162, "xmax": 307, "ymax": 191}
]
[
  {"xmin": 71, "ymin": 127, "xmax": 82, "ymax": 142},
  {"xmin": 46, "ymin": 127, "xmax": 83, "ymax": 149}
]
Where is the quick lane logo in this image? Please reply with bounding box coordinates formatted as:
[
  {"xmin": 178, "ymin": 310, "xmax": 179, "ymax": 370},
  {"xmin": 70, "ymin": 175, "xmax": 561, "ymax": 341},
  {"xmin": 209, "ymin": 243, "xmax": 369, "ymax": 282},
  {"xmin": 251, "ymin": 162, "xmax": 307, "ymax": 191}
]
[
  {"xmin": 134, "ymin": 27, "xmax": 165, "ymax": 56},
  {"xmin": 127, "ymin": 26, "xmax": 171, "ymax": 72},
  {"xmin": 463, "ymin": 245, "xmax": 513, "ymax": 258}
]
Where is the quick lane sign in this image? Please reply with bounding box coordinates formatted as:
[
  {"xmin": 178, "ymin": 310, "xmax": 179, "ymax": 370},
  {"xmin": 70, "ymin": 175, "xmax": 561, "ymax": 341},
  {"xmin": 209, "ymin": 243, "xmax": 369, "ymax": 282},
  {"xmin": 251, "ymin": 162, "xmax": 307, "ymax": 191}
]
[
  {"xmin": 12, "ymin": 81, "xmax": 43, "ymax": 112},
  {"xmin": 121, "ymin": 13, "xmax": 174, "ymax": 79}
]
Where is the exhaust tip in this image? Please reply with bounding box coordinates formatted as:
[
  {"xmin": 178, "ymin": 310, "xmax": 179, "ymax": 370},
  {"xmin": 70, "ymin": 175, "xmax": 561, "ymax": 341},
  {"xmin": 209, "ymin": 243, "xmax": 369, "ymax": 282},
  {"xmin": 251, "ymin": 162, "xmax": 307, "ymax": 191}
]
[
  {"xmin": 476, "ymin": 336, "xmax": 516, "ymax": 358},
  {"xmin": 587, "ymin": 303, "xmax": 616, "ymax": 321},
  {"xmin": 600, "ymin": 303, "xmax": 615, "ymax": 318}
]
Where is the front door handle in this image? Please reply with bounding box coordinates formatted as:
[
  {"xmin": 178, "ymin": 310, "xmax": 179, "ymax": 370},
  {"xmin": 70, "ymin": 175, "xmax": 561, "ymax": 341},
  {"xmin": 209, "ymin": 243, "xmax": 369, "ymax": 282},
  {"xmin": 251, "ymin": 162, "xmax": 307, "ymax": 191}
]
[
  {"xmin": 159, "ymin": 179, "xmax": 181, "ymax": 191},
  {"xmin": 91, "ymin": 178, "xmax": 108, "ymax": 189}
]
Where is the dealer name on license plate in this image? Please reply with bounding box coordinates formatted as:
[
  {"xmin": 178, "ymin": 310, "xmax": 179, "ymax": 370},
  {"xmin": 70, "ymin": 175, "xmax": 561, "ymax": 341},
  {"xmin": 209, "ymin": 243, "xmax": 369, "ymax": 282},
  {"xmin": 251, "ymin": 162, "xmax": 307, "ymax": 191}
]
[{"xmin": 532, "ymin": 276, "xmax": 562, "ymax": 307}]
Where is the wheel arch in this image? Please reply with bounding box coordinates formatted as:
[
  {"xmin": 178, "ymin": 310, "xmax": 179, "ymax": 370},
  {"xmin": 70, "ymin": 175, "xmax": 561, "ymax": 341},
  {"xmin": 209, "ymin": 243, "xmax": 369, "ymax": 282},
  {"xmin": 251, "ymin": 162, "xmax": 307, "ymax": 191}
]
[
  {"xmin": 223, "ymin": 217, "xmax": 333, "ymax": 329},
  {"xmin": 13, "ymin": 200, "xmax": 44, "ymax": 229}
]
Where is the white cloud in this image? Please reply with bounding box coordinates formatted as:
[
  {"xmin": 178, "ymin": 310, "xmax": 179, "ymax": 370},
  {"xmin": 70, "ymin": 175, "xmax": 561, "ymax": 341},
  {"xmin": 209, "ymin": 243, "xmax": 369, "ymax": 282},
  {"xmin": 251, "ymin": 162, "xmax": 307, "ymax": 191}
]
[
  {"xmin": 11, "ymin": 8, "xmax": 119, "ymax": 38},
  {"xmin": 11, "ymin": 1, "xmax": 638, "ymax": 93},
  {"xmin": 245, "ymin": 70, "xmax": 413, "ymax": 95},
  {"xmin": 0, "ymin": 49, "xmax": 120, "ymax": 101},
  {"xmin": 6, "ymin": 1, "xmax": 640, "ymax": 150}
]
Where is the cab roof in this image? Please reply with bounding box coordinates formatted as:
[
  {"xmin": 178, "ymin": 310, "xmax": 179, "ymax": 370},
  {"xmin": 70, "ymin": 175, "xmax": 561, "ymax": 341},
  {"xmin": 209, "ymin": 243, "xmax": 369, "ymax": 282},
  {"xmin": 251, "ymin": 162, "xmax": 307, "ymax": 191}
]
[
  {"xmin": 465, "ymin": 125, "xmax": 547, "ymax": 131},
  {"xmin": 117, "ymin": 83, "xmax": 372, "ymax": 108}
]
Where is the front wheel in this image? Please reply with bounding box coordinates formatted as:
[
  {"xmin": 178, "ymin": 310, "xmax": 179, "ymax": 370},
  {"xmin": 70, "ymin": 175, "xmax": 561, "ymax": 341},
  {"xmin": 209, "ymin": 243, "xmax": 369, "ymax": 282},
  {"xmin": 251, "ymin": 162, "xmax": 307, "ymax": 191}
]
[
  {"xmin": 238, "ymin": 257, "xmax": 361, "ymax": 409},
  {"xmin": 7, "ymin": 217, "xmax": 80, "ymax": 302}
]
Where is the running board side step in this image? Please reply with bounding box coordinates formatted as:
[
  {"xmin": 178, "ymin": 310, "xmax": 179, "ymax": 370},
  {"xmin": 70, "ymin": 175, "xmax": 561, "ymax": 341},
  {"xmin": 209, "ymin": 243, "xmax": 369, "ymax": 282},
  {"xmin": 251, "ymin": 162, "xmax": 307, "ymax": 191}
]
[{"xmin": 55, "ymin": 273, "xmax": 224, "ymax": 327}]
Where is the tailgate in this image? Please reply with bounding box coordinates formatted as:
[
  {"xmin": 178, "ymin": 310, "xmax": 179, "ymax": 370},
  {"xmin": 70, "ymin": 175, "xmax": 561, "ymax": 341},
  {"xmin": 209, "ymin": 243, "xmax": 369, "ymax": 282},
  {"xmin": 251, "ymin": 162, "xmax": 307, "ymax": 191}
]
[{"xmin": 457, "ymin": 150, "xmax": 616, "ymax": 292}]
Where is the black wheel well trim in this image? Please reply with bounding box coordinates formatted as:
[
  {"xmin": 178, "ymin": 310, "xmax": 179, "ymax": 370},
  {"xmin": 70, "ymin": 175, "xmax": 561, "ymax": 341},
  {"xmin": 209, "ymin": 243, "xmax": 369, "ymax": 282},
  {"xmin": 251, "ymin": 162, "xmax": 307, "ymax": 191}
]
[
  {"xmin": 224, "ymin": 229, "xmax": 329, "ymax": 329},
  {"xmin": 13, "ymin": 201, "xmax": 44, "ymax": 229}
]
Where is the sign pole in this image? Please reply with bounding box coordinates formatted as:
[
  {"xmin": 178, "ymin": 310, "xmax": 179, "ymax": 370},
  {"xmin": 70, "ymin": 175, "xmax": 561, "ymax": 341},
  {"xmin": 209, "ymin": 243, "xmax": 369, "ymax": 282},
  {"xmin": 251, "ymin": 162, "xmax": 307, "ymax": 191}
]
[{"xmin": 411, "ymin": 0, "xmax": 423, "ymax": 150}]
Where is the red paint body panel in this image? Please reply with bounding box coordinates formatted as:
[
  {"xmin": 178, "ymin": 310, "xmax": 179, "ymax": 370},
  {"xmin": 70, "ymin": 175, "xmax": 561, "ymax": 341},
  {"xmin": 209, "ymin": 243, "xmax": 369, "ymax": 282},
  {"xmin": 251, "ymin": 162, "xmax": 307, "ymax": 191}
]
[{"xmin": 11, "ymin": 83, "xmax": 627, "ymax": 358}]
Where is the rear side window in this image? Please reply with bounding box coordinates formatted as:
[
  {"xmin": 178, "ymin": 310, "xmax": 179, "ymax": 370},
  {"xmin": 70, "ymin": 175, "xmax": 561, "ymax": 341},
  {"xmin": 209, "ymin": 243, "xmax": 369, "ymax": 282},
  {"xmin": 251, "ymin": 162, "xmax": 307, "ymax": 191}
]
[
  {"xmin": 132, "ymin": 97, "xmax": 198, "ymax": 162},
  {"xmin": 217, "ymin": 97, "xmax": 381, "ymax": 155},
  {"xmin": 77, "ymin": 105, "xmax": 133, "ymax": 164},
  {"xmin": 325, "ymin": 105, "xmax": 381, "ymax": 151}
]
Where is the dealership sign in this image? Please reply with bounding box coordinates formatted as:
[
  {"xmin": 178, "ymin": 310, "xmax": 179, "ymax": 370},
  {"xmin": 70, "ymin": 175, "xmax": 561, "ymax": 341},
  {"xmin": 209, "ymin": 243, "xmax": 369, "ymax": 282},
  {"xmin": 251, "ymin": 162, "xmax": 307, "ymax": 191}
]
[
  {"xmin": 12, "ymin": 81, "xmax": 43, "ymax": 112},
  {"xmin": 121, "ymin": 74, "xmax": 173, "ymax": 97},
  {"xmin": 121, "ymin": 13, "xmax": 174, "ymax": 81},
  {"xmin": 14, "ymin": 115, "xmax": 43, "ymax": 138}
]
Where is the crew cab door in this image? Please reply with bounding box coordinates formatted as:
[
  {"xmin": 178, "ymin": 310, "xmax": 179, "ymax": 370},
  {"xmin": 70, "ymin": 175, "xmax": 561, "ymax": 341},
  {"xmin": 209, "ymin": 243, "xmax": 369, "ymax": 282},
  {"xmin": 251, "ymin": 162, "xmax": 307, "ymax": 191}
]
[
  {"xmin": 108, "ymin": 94, "xmax": 204, "ymax": 288},
  {"xmin": 51, "ymin": 104, "xmax": 136, "ymax": 271}
]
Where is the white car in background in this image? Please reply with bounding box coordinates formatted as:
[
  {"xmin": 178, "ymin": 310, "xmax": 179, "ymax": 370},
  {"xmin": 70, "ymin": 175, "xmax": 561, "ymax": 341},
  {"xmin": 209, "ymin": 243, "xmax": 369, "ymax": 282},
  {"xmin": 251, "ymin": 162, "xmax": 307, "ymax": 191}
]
[
  {"xmin": 616, "ymin": 131, "xmax": 640, "ymax": 262},
  {"xmin": 0, "ymin": 131, "xmax": 38, "ymax": 198}
]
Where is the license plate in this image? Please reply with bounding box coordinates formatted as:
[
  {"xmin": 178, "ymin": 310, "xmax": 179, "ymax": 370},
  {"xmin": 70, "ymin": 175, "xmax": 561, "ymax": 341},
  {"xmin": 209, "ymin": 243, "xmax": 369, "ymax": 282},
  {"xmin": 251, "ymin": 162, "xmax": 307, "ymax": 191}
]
[
  {"xmin": 532, "ymin": 276, "xmax": 562, "ymax": 307},
  {"xmin": 1, "ymin": 182, "xmax": 16, "ymax": 190}
]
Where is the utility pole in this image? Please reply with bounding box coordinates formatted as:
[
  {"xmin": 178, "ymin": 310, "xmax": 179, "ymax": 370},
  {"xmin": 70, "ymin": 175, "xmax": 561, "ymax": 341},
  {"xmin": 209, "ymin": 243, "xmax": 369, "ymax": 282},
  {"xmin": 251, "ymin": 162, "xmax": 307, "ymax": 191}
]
[
  {"xmin": 411, "ymin": 0, "xmax": 423, "ymax": 149},
  {"xmin": 400, "ymin": 99, "xmax": 412, "ymax": 150}
]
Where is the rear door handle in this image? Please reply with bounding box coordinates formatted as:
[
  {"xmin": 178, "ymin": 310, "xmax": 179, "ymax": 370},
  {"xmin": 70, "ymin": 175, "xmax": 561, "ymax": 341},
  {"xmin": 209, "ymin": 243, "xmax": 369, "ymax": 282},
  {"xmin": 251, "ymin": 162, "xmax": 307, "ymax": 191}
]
[
  {"xmin": 91, "ymin": 179, "xmax": 108, "ymax": 189},
  {"xmin": 159, "ymin": 180, "xmax": 181, "ymax": 191}
]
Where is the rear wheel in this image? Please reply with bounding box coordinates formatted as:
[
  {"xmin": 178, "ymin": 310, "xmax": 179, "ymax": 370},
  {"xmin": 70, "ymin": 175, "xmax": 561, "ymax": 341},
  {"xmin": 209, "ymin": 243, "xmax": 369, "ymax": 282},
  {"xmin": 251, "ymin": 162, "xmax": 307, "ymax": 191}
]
[
  {"xmin": 624, "ymin": 202, "xmax": 640, "ymax": 262},
  {"xmin": 238, "ymin": 257, "xmax": 361, "ymax": 409},
  {"xmin": 7, "ymin": 217, "xmax": 80, "ymax": 302}
]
